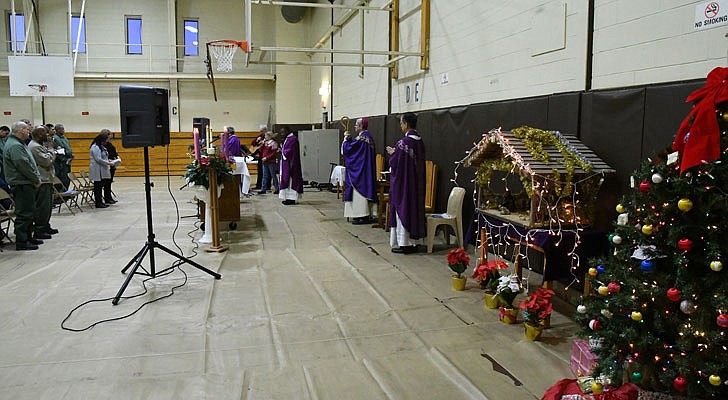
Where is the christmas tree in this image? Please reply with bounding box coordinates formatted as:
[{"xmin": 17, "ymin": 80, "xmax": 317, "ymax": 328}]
[{"xmin": 576, "ymin": 67, "xmax": 728, "ymax": 398}]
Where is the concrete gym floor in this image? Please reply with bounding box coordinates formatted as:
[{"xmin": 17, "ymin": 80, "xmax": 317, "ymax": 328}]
[{"xmin": 0, "ymin": 177, "xmax": 577, "ymax": 399}]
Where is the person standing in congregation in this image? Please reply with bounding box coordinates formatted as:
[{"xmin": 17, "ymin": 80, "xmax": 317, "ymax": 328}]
[
  {"xmin": 101, "ymin": 129, "xmax": 119, "ymax": 204},
  {"xmin": 53, "ymin": 123, "xmax": 74, "ymax": 189},
  {"xmin": 342, "ymin": 118, "xmax": 377, "ymax": 224},
  {"xmin": 3, "ymin": 121, "xmax": 42, "ymax": 250},
  {"xmin": 0, "ymin": 125, "xmax": 10, "ymax": 178},
  {"xmin": 251, "ymin": 125, "xmax": 268, "ymax": 191},
  {"xmin": 386, "ymin": 112, "xmax": 425, "ymax": 254},
  {"xmin": 89, "ymin": 132, "xmax": 114, "ymax": 208},
  {"xmin": 28, "ymin": 125, "xmax": 58, "ymax": 239},
  {"xmin": 258, "ymin": 130, "xmax": 280, "ymax": 194},
  {"xmin": 278, "ymin": 126, "xmax": 303, "ymax": 205}
]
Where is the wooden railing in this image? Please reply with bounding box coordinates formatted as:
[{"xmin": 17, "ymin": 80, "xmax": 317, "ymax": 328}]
[{"xmin": 66, "ymin": 131, "xmax": 261, "ymax": 178}]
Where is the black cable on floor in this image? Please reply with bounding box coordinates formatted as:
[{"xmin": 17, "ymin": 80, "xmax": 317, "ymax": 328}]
[{"xmin": 60, "ymin": 145, "xmax": 203, "ymax": 332}]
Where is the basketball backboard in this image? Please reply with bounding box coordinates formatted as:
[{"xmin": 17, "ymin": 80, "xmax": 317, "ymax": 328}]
[{"xmin": 8, "ymin": 56, "xmax": 75, "ymax": 97}]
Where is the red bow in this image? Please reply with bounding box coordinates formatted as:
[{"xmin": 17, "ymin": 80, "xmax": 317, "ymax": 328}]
[{"xmin": 672, "ymin": 67, "xmax": 728, "ymax": 173}]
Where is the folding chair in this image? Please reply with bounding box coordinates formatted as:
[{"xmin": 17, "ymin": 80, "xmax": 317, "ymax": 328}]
[
  {"xmin": 0, "ymin": 187, "xmax": 15, "ymax": 247},
  {"xmin": 51, "ymin": 176, "xmax": 83, "ymax": 215},
  {"xmin": 68, "ymin": 171, "xmax": 94, "ymax": 207},
  {"xmin": 81, "ymin": 170, "xmax": 117, "ymax": 201}
]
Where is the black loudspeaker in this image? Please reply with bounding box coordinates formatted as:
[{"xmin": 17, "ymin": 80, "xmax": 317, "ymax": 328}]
[
  {"xmin": 193, "ymin": 117, "xmax": 210, "ymax": 147},
  {"xmin": 119, "ymin": 85, "xmax": 170, "ymax": 148}
]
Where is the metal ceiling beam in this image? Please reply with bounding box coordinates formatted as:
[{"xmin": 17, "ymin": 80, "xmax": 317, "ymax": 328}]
[
  {"xmin": 252, "ymin": 0, "xmax": 391, "ymax": 12},
  {"xmin": 255, "ymin": 46, "xmax": 420, "ymax": 57}
]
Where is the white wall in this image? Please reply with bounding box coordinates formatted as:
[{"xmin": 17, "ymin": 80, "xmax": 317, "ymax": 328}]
[
  {"xmin": 329, "ymin": 0, "xmax": 590, "ymax": 116},
  {"xmin": 179, "ymin": 79, "xmax": 275, "ymax": 132},
  {"xmin": 272, "ymin": 12, "xmax": 313, "ymax": 125},
  {"xmin": 328, "ymin": 0, "xmax": 390, "ymax": 120},
  {"xmin": 591, "ymin": 0, "xmax": 727, "ymax": 88}
]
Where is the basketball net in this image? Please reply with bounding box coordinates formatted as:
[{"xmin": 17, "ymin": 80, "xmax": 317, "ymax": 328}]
[{"xmin": 208, "ymin": 40, "xmax": 248, "ymax": 73}]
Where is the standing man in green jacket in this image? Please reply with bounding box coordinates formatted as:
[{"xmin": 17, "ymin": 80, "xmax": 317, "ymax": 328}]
[
  {"xmin": 28, "ymin": 125, "xmax": 57, "ymax": 239},
  {"xmin": 0, "ymin": 125, "xmax": 10, "ymax": 178},
  {"xmin": 53, "ymin": 123, "xmax": 73, "ymax": 189},
  {"xmin": 3, "ymin": 121, "xmax": 42, "ymax": 250}
]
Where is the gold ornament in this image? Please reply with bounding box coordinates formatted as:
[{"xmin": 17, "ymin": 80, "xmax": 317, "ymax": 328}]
[
  {"xmin": 677, "ymin": 198, "xmax": 693, "ymax": 212},
  {"xmin": 597, "ymin": 285, "xmax": 609, "ymax": 296},
  {"xmin": 631, "ymin": 311, "xmax": 643, "ymax": 321},
  {"xmin": 710, "ymin": 261, "xmax": 723, "ymax": 272},
  {"xmin": 641, "ymin": 224, "xmax": 653, "ymax": 235},
  {"xmin": 591, "ymin": 382, "xmax": 604, "ymax": 395},
  {"xmin": 588, "ymin": 267, "xmax": 598, "ymax": 277},
  {"xmin": 616, "ymin": 204, "xmax": 625, "ymax": 213},
  {"xmin": 709, "ymin": 374, "xmax": 721, "ymax": 386}
]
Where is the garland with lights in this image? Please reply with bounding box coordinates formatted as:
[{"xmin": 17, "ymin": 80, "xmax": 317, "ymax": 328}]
[{"xmin": 511, "ymin": 125, "xmax": 594, "ymax": 197}]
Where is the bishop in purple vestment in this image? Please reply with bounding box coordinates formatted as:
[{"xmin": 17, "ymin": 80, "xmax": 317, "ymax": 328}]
[
  {"xmin": 387, "ymin": 112, "xmax": 425, "ymax": 254},
  {"xmin": 279, "ymin": 126, "xmax": 304, "ymax": 205},
  {"xmin": 342, "ymin": 118, "xmax": 377, "ymax": 223}
]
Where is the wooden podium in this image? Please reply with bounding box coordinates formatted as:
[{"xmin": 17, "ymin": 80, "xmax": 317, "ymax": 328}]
[{"xmin": 199, "ymin": 174, "xmax": 241, "ymax": 230}]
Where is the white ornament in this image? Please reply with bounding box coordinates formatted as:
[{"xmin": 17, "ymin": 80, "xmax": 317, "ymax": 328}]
[
  {"xmin": 612, "ymin": 235, "xmax": 623, "ymax": 245},
  {"xmin": 680, "ymin": 299, "xmax": 696, "ymax": 314},
  {"xmin": 577, "ymin": 305, "xmax": 587, "ymax": 314},
  {"xmin": 651, "ymin": 173, "xmax": 664, "ymax": 184},
  {"xmin": 617, "ymin": 213, "xmax": 629, "ymax": 226}
]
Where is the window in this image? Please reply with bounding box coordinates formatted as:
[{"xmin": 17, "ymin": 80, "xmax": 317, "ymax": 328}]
[
  {"xmin": 183, "ymin": 20, "xmax": 198, "ymax": 56},
  {"xmin": 126, "ymin": 16, "xmax": 142, "ymax": 54},
  {"xmin": 71, "ymin": 15, "xmax": 86, "ymax": 53},
  {"xmin": 8, "ymin": 13, "xmax": 25, "ymax": 52}
]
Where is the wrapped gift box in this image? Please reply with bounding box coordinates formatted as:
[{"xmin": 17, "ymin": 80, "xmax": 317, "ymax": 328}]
[{"xmin": 570, "ymin": 339, "xmax": 599, "ymax": 377}]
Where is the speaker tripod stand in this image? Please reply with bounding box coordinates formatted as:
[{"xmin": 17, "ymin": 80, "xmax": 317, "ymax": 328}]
[{"xmin": 113, "ymin": 147, "xmax": 221, "ymax": 305}]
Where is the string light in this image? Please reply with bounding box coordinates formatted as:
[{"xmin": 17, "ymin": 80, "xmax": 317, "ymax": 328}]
[{"xmin": 458, "ymin": 128, "xmax": 611, "ymax": 291}]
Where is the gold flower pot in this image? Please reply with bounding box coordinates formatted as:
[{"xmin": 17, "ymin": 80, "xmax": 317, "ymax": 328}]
[
  {"xmin": 451, "ymin": 275, "xmax": 467, "ymax": 291},
  {"xmin": 524, "ymin": 322, "xmax": 544, "ymax": 341},
  {"xmin": 499, "ymin": 307, "xmax": 518, "ymax": 324},
  {"xmin": 484, "ymin": 293, "xmax": 499, "ymax": 309}
]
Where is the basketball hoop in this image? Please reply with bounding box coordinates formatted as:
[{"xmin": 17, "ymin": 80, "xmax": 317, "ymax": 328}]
[
  {"xmin": 207, "ymin": 40, "xmax": 248, "ymax": 72},
  {"xmin": 28, "ymin": 84, "xmax": 48, "ymax": 94}
]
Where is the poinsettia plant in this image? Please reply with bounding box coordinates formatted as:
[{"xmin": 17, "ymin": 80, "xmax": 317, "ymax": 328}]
[
  {"xmin": 447, "ymin": 248, "xmax": 470, "ymax": 279},
  {"xmin": 184, "ymin": 154, "xmax": 233, "ymax": 189},
  {"xmin": 519, "ymin": 288, "xmax": 555, "ymax": 326},
  {"xmin": 494, "ymin": 274, "xmax": 522, "ymax": 308},
  {"xmin": 471, "ymin": 259, "xmax": 508, "ymax": 293}
]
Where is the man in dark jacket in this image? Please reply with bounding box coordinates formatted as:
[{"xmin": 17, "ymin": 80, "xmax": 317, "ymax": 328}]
[{"xmin": 3, "ymin": 121, "xmax": 42, "ymax": 250}]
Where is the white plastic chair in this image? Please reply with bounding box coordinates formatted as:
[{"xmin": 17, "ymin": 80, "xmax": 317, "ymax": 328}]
[{"xmin": 426, "ymin": 187, "xmax": 466, "ymax": 253}]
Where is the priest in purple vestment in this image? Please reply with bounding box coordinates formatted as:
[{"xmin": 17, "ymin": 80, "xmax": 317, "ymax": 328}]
[
  {"xmin": 279, "ymin": 126, "xmax": 304, "ymax": 205},
  {"xmin": 224, "ymin": 127, "xmax": 242, "ymax": 157},
  {"xmin": 386, "ymin": 112, "xmax": 425, "ymax": 254},
  {"xmin": 342, "ymin": 118, "xmax": 377, "ymax": 224}
]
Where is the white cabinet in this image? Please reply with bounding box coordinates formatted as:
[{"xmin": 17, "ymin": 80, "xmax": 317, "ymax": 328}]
[{"xmin": 298, "ymin": 129, "xmax": 340, "ymax": 185}]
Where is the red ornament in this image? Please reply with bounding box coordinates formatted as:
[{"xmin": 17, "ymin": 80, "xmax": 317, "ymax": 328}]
[
  {"xmin": 639, "ymin": 181, "xmax": 651, "ymax": 193},
  {"xmin": 607, "ymin": 282, "xmax": 621, "ymax": 294},
  {"xmin": 589, "ymin": 319, "xmax": 601, "ymax": 330},
  {"xmin": 666, "ymin": 288, "xmax": 682, "ymax": 302},
  {"xmin": 718, "ymin": 314, "xmax": 728, "ymax": 328},
  {"xmin": 678, "ymin": 238, "xmax": 693, "ymax": 252},
  {"xmin": 673, "ymin": 376, "xmax": 688, "ymax": 393}
]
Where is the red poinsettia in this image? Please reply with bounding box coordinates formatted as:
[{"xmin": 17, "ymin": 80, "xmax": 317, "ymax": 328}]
[
  {"xmin": 519, "ymin": 288, "xmax": 555, "ymax": 326},
  {"xmin": 446, "ymin": 248, "xmax": 470, "ymax": 278},
  {"xmin": 471, "ymin": 259, "xmax": 508, "ymax": 293}
]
